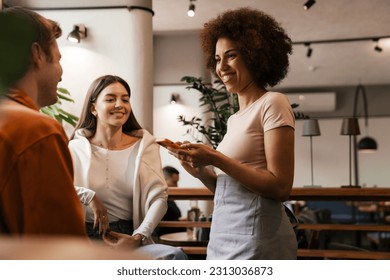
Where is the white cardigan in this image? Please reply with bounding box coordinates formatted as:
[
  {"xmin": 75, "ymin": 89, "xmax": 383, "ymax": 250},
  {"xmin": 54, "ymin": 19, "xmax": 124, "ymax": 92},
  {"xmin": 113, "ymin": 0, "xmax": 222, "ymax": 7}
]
[{"xmin": 68, "ymin": 128, "xmax": 168, "ymax": 242}]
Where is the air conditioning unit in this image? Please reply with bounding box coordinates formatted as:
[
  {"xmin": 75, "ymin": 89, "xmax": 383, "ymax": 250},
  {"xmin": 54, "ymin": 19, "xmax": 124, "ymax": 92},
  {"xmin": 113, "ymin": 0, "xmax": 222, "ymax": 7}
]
[{"xmin": 286, "ymin": 92, "xmax": 336, "ymax": 112}]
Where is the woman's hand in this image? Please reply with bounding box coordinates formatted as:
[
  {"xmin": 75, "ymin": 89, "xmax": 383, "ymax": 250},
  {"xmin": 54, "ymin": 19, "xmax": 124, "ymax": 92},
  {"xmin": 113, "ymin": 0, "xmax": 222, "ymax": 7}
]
[
  {"xmin": 167, "ymin": 141, "xmax": 218, "ymax": 192},
  {"xmin": 171, "ymin": 143, "xmax": 216, "ymax": 166},
  {"xmin": 103, "ymin": 231, "xmax": 142, "ymax": 250},
  {"xmin": 89, "ymin": 195, "xmax": 109, "ymax": 235}
]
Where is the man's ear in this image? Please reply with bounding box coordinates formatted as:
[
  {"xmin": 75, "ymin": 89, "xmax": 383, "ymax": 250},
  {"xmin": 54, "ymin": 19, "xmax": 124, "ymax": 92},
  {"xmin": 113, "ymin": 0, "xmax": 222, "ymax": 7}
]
[{"xmin": 31, "ymin": 42, "xmax": 44, "ymax": 68}]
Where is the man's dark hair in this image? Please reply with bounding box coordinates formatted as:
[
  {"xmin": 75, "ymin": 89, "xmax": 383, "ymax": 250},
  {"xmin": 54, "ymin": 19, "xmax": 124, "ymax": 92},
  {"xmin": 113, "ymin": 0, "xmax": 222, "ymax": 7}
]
[
  {"xmin": 0, "ymin": 7, "xmax": 62, "ymax": 92},
  {"xmin": 163, "ymin": 166, "xmax": 179, "ymax": 179}
]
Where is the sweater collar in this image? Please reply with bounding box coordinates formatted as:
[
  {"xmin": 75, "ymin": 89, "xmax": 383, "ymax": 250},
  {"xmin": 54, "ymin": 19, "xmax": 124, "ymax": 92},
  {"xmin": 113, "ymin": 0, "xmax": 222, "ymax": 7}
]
[{"xmin": 5, "ymin": 88, "xmax": 39, "ymax": 111}]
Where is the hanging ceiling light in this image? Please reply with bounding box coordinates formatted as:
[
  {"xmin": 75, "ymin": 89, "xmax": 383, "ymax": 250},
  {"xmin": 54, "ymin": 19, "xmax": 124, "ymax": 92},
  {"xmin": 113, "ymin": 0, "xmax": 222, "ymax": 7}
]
[
  {"xmin": 303, "ymin": 0, "xmax": 316, "ymax": 10},
  {"xmin": 358, "ymin": 137, "xmax": 378, "ymax": 152},
  {"xmin": 187, "ymin": 0, "xmax": 196, "ymax": 17},
  {"xmin": 353, "ymin": 84, "xmax": 378, "ymax": 153},
  {"xmin": 67, "ymin": 24, "xmax": 87, "ymax": 43}
]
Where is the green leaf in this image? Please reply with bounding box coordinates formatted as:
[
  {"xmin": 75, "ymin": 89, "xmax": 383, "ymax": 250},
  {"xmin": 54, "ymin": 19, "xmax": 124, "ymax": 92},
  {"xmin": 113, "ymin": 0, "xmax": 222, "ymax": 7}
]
[
  {"xmin": 40, "ymin": 87, "xmax": 79, "ymax": 127},
  {"xmin": 57, "ymin": 93, "xmax": 75, "ymax": 102}
]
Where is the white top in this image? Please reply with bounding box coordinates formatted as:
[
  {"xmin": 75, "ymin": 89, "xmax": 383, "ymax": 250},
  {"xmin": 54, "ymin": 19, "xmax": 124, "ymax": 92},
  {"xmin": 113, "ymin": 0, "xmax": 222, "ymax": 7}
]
[
  {"xmin": 216, "ymin": 91, "xmax": 294, "ymax": 174},
  {"xmin": 86, "ymin": 143, "xmax": 138, "ymax": 223},
  {"xmin": 69, "ymin": 128, "xmax": 168, "ymax": 242}
]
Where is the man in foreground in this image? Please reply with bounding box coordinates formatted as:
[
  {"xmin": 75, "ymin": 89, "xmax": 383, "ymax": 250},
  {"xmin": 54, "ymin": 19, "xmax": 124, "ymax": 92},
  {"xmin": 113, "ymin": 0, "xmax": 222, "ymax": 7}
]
[{"xmin": 0, "ymin": 7, "xmax": 85, "ymax": 236}]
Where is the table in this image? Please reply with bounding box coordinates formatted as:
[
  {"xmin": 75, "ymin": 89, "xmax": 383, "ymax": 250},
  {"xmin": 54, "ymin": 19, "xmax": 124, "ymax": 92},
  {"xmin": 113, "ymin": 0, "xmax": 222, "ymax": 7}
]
[{"xmin": 159, "ymin": 231, "xmax": 208, "ymax": 247}]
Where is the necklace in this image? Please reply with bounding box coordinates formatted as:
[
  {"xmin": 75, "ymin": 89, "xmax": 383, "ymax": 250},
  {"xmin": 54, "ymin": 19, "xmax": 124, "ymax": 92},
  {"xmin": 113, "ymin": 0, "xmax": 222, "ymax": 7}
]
[
  {"xmin": 98, "ymin": 142, "xmax": 119, "ymax": 150},
  {"xmin": 91, "ymin": 138, "xmax": 122, "ymax": 150}
]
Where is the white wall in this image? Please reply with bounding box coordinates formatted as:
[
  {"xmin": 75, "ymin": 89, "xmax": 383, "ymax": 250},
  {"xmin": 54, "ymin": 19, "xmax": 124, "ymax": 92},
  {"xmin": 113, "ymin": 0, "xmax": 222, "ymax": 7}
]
[
  {"xmin": 295, "ymin": 117, "xmax": 390, "ymax": 188},
  {"xmin": 154, "ymin": 33, "xmax": 208, "ymax": 85},
  {"xmin": 40, "ymin": 8, "xmax": 153, "ymax": 135},
  {"xmin": 153, "ymin": 85, "xmax": 214, "ymax": 216}
]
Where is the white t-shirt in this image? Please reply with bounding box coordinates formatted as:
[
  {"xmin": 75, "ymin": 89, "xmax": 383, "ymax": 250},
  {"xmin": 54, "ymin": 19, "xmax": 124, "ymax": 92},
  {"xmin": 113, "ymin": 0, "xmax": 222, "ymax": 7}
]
[{"xmin": 86, "ymin": 142, "xmax": 139, "ymax": 223}]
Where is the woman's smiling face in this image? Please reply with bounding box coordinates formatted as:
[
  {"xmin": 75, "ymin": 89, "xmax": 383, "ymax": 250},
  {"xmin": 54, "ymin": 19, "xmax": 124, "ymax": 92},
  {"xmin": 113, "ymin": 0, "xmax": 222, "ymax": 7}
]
[
  {"xmin": 91, "ymin": 82, "xmax": 131, "ymax": 128},
  {"xmin": 215, "ymin": 37, "xmax": 254, "ymax": 94}
]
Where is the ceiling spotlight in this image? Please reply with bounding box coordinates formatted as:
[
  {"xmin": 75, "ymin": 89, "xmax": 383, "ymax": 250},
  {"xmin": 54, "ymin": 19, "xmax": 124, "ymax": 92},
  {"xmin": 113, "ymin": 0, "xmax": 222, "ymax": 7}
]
[
  {"xmin": 170, "ymin": 93, "xmax": 179, "ymax": 104},
  {"xmin": 67, "ymin": 24, "xmax": 87, "ymax": 43},
  {"xmin": 303, "ymin": 0, "xmax": 316, "ymax": 10},
  {"xmin": 375, "ymin": 45, "xmax": 383, "ymax": 52},
  {"xmin": 373, "ymin": 39, "xmax": 383, "ymax": 52},
  {"xmin": 305, "ymin": 43, "xmax": 313, "ymax": 57},
  {"xmin": 187, "ymin": 0, "xmax": 196, "ymax": 17}
]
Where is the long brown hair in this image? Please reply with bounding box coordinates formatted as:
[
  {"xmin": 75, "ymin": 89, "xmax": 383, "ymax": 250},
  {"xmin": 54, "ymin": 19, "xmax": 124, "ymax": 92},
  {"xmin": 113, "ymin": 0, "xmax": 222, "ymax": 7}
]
[{"xmin": 71, "ymin": 75, "xmax": 142, "ymax": 139}]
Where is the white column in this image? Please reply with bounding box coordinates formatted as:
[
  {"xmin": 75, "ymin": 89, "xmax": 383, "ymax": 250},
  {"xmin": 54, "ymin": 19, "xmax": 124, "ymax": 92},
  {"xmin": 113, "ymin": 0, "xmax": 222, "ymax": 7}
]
[{"xmin": 126, "ymin": 0, "xmax": 154, "ymax": 132}]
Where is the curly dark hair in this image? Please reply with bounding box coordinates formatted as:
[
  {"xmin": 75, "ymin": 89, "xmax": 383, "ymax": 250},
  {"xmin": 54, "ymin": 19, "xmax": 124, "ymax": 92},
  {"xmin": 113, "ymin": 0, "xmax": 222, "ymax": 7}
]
[{"xmin": 200, "ymin": 7, "xmax": 292, "ymax": 89}]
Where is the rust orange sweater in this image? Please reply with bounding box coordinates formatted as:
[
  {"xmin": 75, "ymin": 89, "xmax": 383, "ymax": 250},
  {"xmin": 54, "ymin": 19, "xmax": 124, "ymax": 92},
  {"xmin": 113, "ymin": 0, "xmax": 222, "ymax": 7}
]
[{"xmin": 0, "ymin": 89, "xmax": 86, "ymax": 237}]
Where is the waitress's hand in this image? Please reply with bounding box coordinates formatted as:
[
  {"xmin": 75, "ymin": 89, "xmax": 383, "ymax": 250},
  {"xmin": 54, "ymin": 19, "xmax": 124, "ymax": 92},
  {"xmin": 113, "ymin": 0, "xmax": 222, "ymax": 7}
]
[
  {"xmin": 168, "ymin": 142, "xmax": 217, "ymax": 176},
  {"xmin": 89, "ymin": 195, "xmax": 109, "ymax": 235}
]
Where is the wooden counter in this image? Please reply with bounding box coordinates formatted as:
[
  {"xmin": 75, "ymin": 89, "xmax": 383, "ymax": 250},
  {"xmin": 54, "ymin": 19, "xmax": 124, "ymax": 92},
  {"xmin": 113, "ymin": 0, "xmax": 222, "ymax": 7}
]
[{"xmin": 167, "ymin": 187, "xmax": 390, "ymax": 201}]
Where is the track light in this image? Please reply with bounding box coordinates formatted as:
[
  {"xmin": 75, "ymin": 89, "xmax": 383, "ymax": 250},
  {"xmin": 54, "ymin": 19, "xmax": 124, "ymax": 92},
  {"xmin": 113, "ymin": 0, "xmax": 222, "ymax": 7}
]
[
  {"xmin": 303, "ymin": 0, "xmax": 316, "ymax": 10},
  {"xmin": 170, "ymin": 94, "xmax": 179, "ymax": 104},
  {"xmin": 67, "ymin": 24, "xmax": 87, "ymax": 43},
  {"xmin": 187, "ymin": 0, "xmax": 196, "ymax": 17},
  {"xmin": 373, "ymin": 39, "xmax": 383, "ymax": 52},
  {"xmin": 294, "ymin": 36, "xmax": 390, "ymax": 58},
  {"xmin": 305, "ymin": 43, "xmax": 313, "ymax": 57}
]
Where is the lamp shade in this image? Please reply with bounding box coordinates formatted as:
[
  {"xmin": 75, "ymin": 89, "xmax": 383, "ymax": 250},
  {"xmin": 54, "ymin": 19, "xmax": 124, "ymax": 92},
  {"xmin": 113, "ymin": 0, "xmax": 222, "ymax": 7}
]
[
  {"xmin": 340, "ymin": 118, "xmax": 360, "ymax": 136},
  {"xmin": 302, "ymin": 119, "xmax": 321, "ymax": 136},
  {"xmin": 358, "ymin": 136, "xmax": 377, "ymax": 152}
]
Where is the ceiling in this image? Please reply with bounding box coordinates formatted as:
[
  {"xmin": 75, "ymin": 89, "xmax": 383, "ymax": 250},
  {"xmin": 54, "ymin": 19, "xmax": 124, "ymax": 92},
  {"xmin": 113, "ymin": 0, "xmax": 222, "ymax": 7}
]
[
  {"xmin": 4, "ymin": 0, "xmax": 390, "ymax": 88},
  {"xmin": 153, "ymin": 0, "xmax": 390, "ymax": 88}
]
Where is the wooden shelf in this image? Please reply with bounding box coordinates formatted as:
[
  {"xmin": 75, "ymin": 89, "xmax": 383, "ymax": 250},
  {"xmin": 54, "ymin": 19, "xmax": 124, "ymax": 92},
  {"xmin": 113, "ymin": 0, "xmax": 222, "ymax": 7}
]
[
  {"xmin": 290, "ymin": 187, "xmax": 390, "ymax": 201},
  {"xmin": 168, "ymin": 187, "xmax": 390, "ymax": 201},
  {"xmin": 297, "ymin": 223, "xmax": 390, "ymax": 232},
  {"xmin": 179, "ymin": 247, "xmax": 390, "ymax": 259},
  {"xmin": 297, "ymin": 249, "xmax": 390, "ymax": 260}
]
